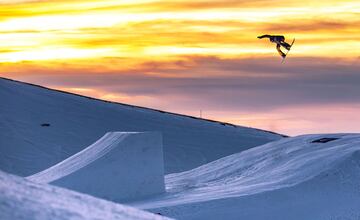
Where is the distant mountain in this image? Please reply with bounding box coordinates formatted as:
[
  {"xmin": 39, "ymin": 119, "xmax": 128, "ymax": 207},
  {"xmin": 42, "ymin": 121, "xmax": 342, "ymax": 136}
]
[{"xmin": 0, "ymin": 77, "xmax": 283, "ymax": 176}]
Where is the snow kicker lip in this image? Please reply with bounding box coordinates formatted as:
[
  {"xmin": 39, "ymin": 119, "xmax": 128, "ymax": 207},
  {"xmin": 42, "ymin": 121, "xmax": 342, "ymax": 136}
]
[
  {"xmin": 27, "ymin": 132, "xmax": 129, "ymax": 184},
  {"xmin": 27, "ymin": 132, "xmax": 166, "ymax": 202}
]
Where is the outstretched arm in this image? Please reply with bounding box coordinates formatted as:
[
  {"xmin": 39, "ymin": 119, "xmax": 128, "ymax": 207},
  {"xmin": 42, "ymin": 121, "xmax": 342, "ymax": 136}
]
[{"xmin": 257, "ymin": 34, "xmax": 271, "ymax": 39}]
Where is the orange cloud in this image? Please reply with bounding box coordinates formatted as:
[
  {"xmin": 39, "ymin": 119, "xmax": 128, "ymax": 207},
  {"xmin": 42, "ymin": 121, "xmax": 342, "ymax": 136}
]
[{"xmin": 1, "ymin": 0, "xmax": 359, "ymax": 62}]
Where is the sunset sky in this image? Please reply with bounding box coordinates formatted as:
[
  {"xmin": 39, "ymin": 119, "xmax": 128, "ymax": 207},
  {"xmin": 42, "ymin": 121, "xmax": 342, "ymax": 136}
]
[{"xmin": 1, "ymin": 0, "xmax": 359, "ymax": 135}]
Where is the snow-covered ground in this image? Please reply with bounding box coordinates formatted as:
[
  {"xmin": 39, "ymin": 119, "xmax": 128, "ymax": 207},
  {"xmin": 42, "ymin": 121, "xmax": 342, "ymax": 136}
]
[
  {"xmin": 27, "ymin": 132, "xmax": 165, "ymax": 202},
  {"xmin": 132, "ymin": 134, "xmax": 360, "ymax": 219},
  {"xmin": 2, "ymin": 77, "xmax": 360, "ymax": 220},
  {"xmin": 0, "ymin": 77, "xmax": 282, "ymax": 176},
  {"xmin": 0, "ymin": 170, "xmax": 171, "ymax": 220}
]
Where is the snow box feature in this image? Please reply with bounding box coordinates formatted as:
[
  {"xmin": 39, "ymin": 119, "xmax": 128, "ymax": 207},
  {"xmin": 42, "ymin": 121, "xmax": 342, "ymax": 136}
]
[{"xmin": 27, "ymin": 132, "xmax": 165, "ymax": 202}]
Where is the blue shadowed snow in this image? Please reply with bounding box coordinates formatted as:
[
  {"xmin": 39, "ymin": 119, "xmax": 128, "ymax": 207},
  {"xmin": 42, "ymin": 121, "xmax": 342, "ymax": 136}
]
[
  {"xmin": 0, "ymin": 170, "xmax": 171, "ymax": 220},
  {"xmin": 0, "ymin": 77, "xmax": 283, "ymax": 176}
]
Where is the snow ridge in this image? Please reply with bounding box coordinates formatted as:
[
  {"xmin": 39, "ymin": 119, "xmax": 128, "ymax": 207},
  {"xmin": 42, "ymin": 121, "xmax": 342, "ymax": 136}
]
[
  {"xmin": 133, "ymin": 134, "xmax": 360, "ymax": 209},
  {"xmin": 0, "ymin": 170, "xmax": 171, "ymax": 220},
  {"xmin": 27, "ymin": 132, "xmax": 130, "ymax": 183},
  {"xmin": 27, "ymin": 132, "xmax": 166, "ymax": 202}
]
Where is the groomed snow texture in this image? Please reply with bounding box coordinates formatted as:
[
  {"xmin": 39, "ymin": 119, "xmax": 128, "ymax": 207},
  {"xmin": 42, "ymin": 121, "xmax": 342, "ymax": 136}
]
[{"xmin": 27, "ymin": 132, "xmax": 165, "ymax": 202}]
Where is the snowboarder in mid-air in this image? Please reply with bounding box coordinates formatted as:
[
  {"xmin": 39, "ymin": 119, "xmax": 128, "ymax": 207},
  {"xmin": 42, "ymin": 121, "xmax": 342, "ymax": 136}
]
[{"xmin": 257, "ymin": 34, "xmax": 295, "ymax": 60}]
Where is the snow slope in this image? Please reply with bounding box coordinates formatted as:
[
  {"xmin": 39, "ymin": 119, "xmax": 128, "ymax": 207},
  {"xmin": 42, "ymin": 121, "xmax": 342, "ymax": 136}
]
[
  {"xmin": 131, "ymin": 134, "xmax": 360, "ymax": 219},
  {"xmin": 0, "ymin": 77, "xmax": 283, "ymax": 176},
  {"xmin": 2, "ymin": 78, "xmax": 359, "ymax": 220},
  {"xmin": 0, "ymin": 170, "xmax": 171, "ymax": 220},
  {"xmin": 27, "ymin": 132, "xmax": 165, "ymax": 202}
]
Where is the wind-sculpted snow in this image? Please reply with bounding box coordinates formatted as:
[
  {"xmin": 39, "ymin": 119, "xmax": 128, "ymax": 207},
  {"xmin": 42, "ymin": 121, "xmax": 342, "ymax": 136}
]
[
  {"xmin": 131, "ymin": 134, "xmax": 360, "ymax": 219},
  {"xmin": 0, "ymin": 77, "xmax": 283, "ymax": 176},
  {"xmin": 0, "ymin": 170, "xmax": 171, "ymax": 220},
  {"xmin": 27, "ymin": 132, "xmax": 165, "ymax": 202}
]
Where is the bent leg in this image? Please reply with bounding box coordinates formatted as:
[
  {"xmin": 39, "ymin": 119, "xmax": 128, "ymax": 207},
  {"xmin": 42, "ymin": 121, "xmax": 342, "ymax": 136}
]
[
  {"xmin": 276, "ymin": 44, "xmax": 286, "ymax": 58},
  {"xmin": 280, "ymin": 41, "xmax": 291, "ymax": 50}
]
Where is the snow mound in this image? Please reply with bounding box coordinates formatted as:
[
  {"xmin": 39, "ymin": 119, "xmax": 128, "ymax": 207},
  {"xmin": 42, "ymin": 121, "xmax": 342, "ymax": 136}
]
[
  {"xmin": 0, "ymin": 77, "xmax": 283, "ymax": 176},
  {"xmin": 132, "ymin": 134, "xmax": 360, "ymax": 219},
  {"xmin": 28, "ymin": 132, "xmax": 165, "ymax": 202},
  {"xmin": 0, "ymin": 170, "xmax": 171, "ymax": 220}
]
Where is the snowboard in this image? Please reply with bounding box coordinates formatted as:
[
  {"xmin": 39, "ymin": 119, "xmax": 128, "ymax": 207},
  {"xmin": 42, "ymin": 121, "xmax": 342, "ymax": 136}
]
[{"xmin": 281, "ymin": 38, "xmax": 295, "ymax": 63}]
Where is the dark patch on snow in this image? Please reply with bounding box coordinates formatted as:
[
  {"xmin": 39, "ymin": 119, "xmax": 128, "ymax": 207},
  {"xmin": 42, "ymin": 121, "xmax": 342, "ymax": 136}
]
[{"xmin": 311, "ymin": 137, "xmax": 339, "ymax": 143}]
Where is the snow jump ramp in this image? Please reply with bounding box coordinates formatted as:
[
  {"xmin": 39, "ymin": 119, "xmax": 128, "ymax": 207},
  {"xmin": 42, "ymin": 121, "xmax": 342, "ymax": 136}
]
[{"xmin": 27, "ymin": 132, "xmax": 165, "ymax": 202}]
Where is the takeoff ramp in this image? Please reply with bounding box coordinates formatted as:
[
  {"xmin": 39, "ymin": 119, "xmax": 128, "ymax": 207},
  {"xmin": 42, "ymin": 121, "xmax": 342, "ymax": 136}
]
[{"xmin": 27, "ymin": 132, "xmax": 165, "ymax": 202}]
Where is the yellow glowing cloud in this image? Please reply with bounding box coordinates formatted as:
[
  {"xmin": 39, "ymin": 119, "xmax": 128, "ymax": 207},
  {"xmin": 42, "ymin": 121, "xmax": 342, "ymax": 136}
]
[
  {"xmin": 0, "ymin": 47, "xmax": 113, "ymax": 62},
  {"xmin": 1, "ymin": 0, "xmax": 359, "ymax": 135},
  {"xmin": 0, "ymin": 0, "xmax": 359, "ymax": 63}
]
